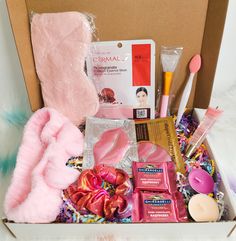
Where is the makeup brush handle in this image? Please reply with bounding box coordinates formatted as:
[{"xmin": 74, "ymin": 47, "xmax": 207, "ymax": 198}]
[
  {"xmin": 160, "ymin": 95, "xmax": 169, "ymax": 117},
  {"xmin": 176, "ymin": 73, "xmax": 195, "ymax": 126}
]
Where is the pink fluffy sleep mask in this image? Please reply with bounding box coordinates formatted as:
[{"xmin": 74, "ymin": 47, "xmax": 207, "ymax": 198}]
[
  {"xmin": 31, "ymin": 12, "xmax": 99, "ymax": 125},
  {"xmin": 4, "ymin": 107, "xmax": 83, "ymax": 223}
]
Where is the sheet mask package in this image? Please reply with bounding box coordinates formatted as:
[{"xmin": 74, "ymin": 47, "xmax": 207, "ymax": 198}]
[
  {"xmin": 83, "ymin": 117, "xmax": 138, "ymax": 175},
  {"xmin": 86, "ymin": 40, "xmax": 156, "ymax": 120},
  {"xmin": 135, "ymin": 117, "xmax": 185, "ymax": 174}
]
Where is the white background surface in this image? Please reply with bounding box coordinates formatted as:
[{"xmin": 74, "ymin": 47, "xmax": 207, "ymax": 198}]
[{"xmin": 1, "ymin": 0, "xmax": 236, "ymax": 240}]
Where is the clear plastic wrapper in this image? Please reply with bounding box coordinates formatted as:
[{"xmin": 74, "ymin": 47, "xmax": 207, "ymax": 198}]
[
  {"xmin": 30, "ymin": 11, "xmax": 99, "ymax": 125},
  {"xmin": 83, "ymin": 117, "xmax": 138, "ymax": 175},
  {"xmin": 159, "ymin": 46, "xmax": 183, "ymax": 118}
]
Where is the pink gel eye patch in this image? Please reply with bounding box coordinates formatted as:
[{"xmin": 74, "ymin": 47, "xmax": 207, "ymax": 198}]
[
  {"xmin": 93, "ymin": 128, "xmax": 130, "ymax": 165},
  {"xmin": 138, "ymin": 142, "xmax": 171, "ymax": 162}
]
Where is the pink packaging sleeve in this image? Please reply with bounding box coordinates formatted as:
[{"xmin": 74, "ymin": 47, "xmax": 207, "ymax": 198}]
[
  {"xmin": 132, "ymin": 161, "xmax": 177, "ymax": 193},
  {"xmin": 132, "ymin": 191, "xmax": 188, "ymax": 223},
  {"xmin": 132, "ymin": 191, "xmax": 141, "ymax": 222}
]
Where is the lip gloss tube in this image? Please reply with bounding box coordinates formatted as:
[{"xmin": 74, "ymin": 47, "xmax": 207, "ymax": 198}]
[{"xmin": 185, "ymin": 107, "xmax": 223, "ymax": 158}]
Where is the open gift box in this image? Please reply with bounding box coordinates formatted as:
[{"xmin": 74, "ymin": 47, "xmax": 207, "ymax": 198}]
[{"xmin": 2, "ymin": 0, "xmax": 236, "ymax": 239}]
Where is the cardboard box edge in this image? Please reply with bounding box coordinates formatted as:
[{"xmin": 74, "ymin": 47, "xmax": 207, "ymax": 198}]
[
  {"xmin": 2, "ymin": 108, "xmax": 236, "ymax": 238},
  {"xmin": 5, "ymin": 0, "xmax": 43, "ymax": 111},
  {"xmin": 2, "ymin": 219, "xmax": 16, "ymax": 239},
  {"xmin": 228, "ymin": 223, "xmax": 236, "ymax": 237},
  {"xmin": 6, "ymin": 0, "xmax": 229, "ymax": 112},
  {"xmin": 3, "ymin": 221, "xmax": 236, "ymax": 239},
  {"xmin": 194, "ymin": 0, "xmax": 229, "ymax": 108}
]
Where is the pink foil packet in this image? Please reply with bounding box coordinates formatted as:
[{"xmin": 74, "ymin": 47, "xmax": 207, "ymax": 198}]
[
  {"xmin": 132, "ymin": 191, "xmax": 188, "ymax": 223},
  {"xmin": 132, "ymin": 161, "xmax": 177, "ymax": 193}
]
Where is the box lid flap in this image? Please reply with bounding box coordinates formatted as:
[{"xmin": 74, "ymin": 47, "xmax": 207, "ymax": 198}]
[{"xmin": 6, "ymin": 0, "xmax": 228, "ymax": 111}]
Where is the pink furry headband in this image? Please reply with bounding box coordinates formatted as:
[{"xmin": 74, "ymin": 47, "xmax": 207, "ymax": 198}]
[{"xmin": 4, "ymin": 107, "xmax": 83, "ymax": 223}]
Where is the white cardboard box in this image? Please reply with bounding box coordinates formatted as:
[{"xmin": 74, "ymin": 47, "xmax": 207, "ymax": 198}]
[
  {"xmin": 2, "ymin": 109, "xmax": 236, "ymax": 239},
  {"xmin": 3, "ymin": 0, "xmax": 236, "ymax": 239}
]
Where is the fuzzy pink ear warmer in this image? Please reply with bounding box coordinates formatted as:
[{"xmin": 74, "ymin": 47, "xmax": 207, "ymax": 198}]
[
  {"xmin": 4, "ymin": 107, "xmax": 83, "ymax": 223},
  {"xmin": 31, "ymin": 12, "xmax": 99, "ymax": 125}
]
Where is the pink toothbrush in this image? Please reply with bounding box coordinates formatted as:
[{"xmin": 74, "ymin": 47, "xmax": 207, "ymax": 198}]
[{"xmin": 176, "ymin": 54, "xmax": 201, "ymax": 127}]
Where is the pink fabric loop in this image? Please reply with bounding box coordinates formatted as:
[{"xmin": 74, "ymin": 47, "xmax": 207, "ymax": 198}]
[
  {"xmin": 65, "ymin": 165, "xmax": 133, "ymax": 219},
  {"xmin": 4, "ymin": 107, "xmax": 84, "ymax": 223}
]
